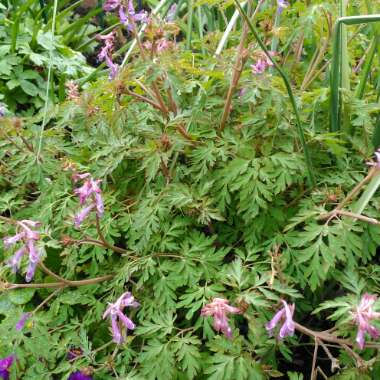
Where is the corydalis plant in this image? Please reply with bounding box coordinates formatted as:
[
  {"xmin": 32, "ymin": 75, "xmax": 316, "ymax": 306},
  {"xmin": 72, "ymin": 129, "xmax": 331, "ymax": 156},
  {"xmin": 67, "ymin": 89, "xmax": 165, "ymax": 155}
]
[
  {"xmin": 103, "ymin": 0, "xmax": 148, "ymax": 31},
  {"xmin": 4, "ymin": 220, "xmax": 42, "ymax": 282},
  {"xmin": 97, "ymin": 31, "xmax": 118, "ymax": 79},
  {"xmin": 266, "ymin": 300, "xmax": 295, "ymax": 339},
  {"xmin": 201, "ymin": 298, "xmax": 241, "ymax": 339},
  {"xmin": 72, "ymin": 173, "xmax": 104, "ymax": 227},
  {"xmin": 352, "ymin": 293, "xmax": 380, "ymax": 349},
  {"xmin": 103, "ymin": 292, "xmax": 139, "ymax": 344}
]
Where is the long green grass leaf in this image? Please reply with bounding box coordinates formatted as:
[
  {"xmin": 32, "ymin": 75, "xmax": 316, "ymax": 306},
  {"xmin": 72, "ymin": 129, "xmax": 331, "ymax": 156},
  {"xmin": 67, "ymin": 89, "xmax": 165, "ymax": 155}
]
[{"xmin": 330, "ymin": 14, "xmax": 380, "ymax": 133}]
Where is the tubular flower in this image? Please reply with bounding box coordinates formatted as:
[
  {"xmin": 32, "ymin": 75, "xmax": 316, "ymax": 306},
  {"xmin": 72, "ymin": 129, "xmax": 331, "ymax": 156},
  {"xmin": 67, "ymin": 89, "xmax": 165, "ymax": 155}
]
[
  {"xmin": 201, "ymin": 298, "xmax": 241, "ymax": 339},
  {"xmin": 68, "ymin": 371, "xmax": 92, "ymax": 380},
  {"xmin": 103, "ymin": 0, "xmax": 148, "ymax": 31},
  {"xmin": 3, "ymin": 220, "xmax": 42, "ymax": 282},
  {"xmin": 72, "ymin": 172, "xmax": 104, "ymax": 227},
  {"xmin": 251, "ymin": 51, "xmax": 275, "ymax": 75},
  {"xmin": 0, "ymin": 355, "xmax": 14, "ymax": 380},
  {"xmin": 103, "ymin": 292, "xmax": 139, "ymax": 344},
  {"xmin": 15, "ymin": 312, "xmax": 31, "ymax": 331},
  {"xmin": 166, "ymin": 3, "xmax": 177, "ymax": 22},
  {"xmin": 96, "ymin": 31, "xmax": 118, "ymax": 79},
  {"xmin": 277, "ymin": 0, "xmax": 289, "ymax": 13},
  {"xmin": 352, "ymin": 293, "xmax": 380, "ymax": 349},
  {"xmin": 266, "ymin": 300, "xmax": 295, "ymax": 339}
]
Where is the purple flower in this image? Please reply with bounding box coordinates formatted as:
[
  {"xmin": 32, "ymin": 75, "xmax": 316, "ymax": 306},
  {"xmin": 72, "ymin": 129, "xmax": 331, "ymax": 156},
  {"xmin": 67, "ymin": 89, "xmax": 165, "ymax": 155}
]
[
  {"xmin": 97, "ymin": 31, "xmax": 118, "ymax": 79},
  {"xmin": 3, "ymin": 220, "xmax": 42, "ymax": 282},
  {"xmin": 352, "ymin": 293, "xmax": 380, "ymax": 349},
  {"xmin": 8, "ymin": 246, "xmax": 27, "ymax": 272},
  {"xmin": 73, "ymin": 173, "xmax": 104, "ymax": 227},
  {"xmin": 266, "ymin": 300, "xmax": 295, "ymax": 339},
  {"xmin": 0, "ymin": 105, "xmax": 5, "ymax": 117},
  {"xmin": 0, "ymin": 355, "xmax": 14, "ymax": 380},
  {"xmin": 201, "ymin": 298, "xmax": 241, "ymax": 339},
  {"xmin": 16, "ymin": 312, "xmax": 31, "ymax": 331},
  {"xmin": 103, "ymin": 0, "xmax": 148, "ymax": 31},
  {"xmin": 68, "ymin": 371, "xmax": 92, "ymax": 380},
  {"xmin": 166, "ymin": 3, "xmax": 177, "ymax": 22},
  {"xmin": 103, "ymin": 292, "xmax": 139, "ymax": 344},
  {"xmin": 103, "ymin": 0, "xmax": 120, "ymax": 11},
  {"xmin": 251, "ymin": 51, "xmax": 275, "ymax": 75},
  {"xmin": 277, "ymin": 0, "xmax": 289, "ymax": 13}
]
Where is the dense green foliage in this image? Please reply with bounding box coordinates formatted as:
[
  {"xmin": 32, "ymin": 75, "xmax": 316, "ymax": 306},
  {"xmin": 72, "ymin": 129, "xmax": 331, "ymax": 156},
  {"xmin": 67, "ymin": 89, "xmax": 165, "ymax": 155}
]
[{"xmin": 2, "ymin": 0, "xmax": 380, "ymax": 379}]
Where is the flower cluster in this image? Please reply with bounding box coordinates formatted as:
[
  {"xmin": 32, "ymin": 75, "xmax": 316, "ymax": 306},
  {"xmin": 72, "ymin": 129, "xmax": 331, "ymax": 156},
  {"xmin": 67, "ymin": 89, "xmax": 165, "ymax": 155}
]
[
  {"xmin": 103, "ymin": 0, "xmax": 148, "ymax": 31},
  {"xmin": 352, "ymin": 293, "xmax": 380, "ymax": 349},
  {"xmin": 73, "ymin": 173, "xmax": 104, "ymax": 227},
  {"xmin": 0, "ymin": 355, "xmax": 14, "ymax": 380},
  {"xmin": 4, "ymin": 220, "xmax": 42, "ymax": 282},
  {"xmin": 266, "ymin": 300, "xmax": 295, "ymax": 339},
  {"xmin": 143, "ymin": 39, "xmax": 173, "ymax": 54},
  {"xmin": 97, "ymin": 31, "xmax": 118, "ymax": 79},
  {"xmin": 103, "ymin": 292, "xmax": 139, "ymax": 344},
  {"xmin": 65, "ymin": 81, "xmax": 80, "ymax": 102},
  {"xmin": 201, "ymin": 298, "xmax": 241, "ymax": 338},
  {"xmin": 251, "ymin": 51, "xmax": 275, "ymax": 75}
]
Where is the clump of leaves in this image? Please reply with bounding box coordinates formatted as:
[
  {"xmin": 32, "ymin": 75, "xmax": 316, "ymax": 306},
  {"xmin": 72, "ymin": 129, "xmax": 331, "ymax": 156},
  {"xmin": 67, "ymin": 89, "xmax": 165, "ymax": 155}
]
[{"xmin": 2, "ymin": 1, "xmax": 380, "ymax": 379}]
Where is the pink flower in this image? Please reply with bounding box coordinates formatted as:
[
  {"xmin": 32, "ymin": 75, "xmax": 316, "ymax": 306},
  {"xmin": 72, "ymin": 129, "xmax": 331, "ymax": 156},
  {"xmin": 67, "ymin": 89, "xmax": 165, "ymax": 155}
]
[
  {"xmin": 3, "ymin": 220, "xmax": 42, "ymax": 282},
  {"xmin": 73, "ymin": 173, "xmax": 104, "ymax": 227},
  {"xmin": 277, "ymin": 0, "xmax": 289, "ymax": 11},
  {"xmin": 251, "ymin": 52, "xmax": 275, "ymax": 75},
  {"xmin": 103, "ymin": 0, "xmax": 148, "ymax": 32},
  {"xmin": 352, "ymin": 293, "xmax": 380, "ymax": 349},
  {"xmin": 266, "ymin": 300, "xmax": 295, "ymax": 339},
  {"xmin": 97, "ymin": 31, "xmax": 118, "ymax": 79},
  {"xmin": 103, "ymin": 292, "xmax": 139, "ymax": 344},
  {"xmin": 0, "ymin": 355, "xmax": 14, "ymax": 380},
  {"xmin": 166, "ymin": 3, "xmax": 177, "ymax": 22},
  {"xmin": 201, "ymin": 298, "xmax": 241, "ymax": 339}
]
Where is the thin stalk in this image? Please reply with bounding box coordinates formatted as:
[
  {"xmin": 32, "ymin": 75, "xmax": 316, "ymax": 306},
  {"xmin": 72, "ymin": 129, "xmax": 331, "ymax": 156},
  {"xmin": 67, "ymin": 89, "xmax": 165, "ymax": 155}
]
[
  {"xmin": 7, "ymin": 274, "xmax": 114, "ymax": 290},
  {"xmin": 36, "ymin": 0, "xmax": 59, "ymax": 162},
  {"xmin": 186, "ymin": 0, "xmax": 194, "ymax": 50},
  {"xmin": 234, "ymin": 0, "xmax": 316, "ymax": 186},
  {"xmin": 196, "ymin": 5, "xmax": 205, "ymax": 55}
]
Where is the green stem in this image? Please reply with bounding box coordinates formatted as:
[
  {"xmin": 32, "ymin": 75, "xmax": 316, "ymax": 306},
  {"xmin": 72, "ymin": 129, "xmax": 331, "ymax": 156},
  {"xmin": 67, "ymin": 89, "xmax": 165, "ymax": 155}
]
[{"xmin": 186, "ymin": 0, "xmax": 194, "ymax": 50}]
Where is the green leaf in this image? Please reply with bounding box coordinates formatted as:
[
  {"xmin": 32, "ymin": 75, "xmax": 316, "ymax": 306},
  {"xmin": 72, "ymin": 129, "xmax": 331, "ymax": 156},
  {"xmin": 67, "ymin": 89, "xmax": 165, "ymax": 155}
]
[{"xmin": 8, "ymin": 288, "xmax": 35, "ymax": 305}]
